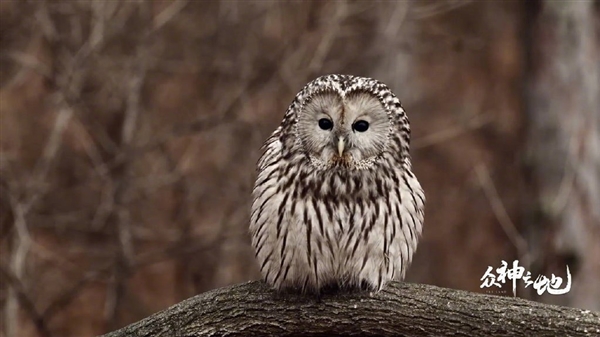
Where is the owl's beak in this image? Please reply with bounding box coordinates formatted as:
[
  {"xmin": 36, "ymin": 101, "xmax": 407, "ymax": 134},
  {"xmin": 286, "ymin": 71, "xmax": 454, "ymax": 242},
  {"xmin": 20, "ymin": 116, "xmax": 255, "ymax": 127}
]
[{"xmin": 337, "ymin": 137, "xmax": 345, "ymax": 156}]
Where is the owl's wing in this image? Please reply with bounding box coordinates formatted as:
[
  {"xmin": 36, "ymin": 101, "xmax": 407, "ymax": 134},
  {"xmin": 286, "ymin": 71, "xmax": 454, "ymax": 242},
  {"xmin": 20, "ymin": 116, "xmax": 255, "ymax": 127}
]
[{"xmin": 257, "ymin": 127, "xmax": 283, "ymax": 172}]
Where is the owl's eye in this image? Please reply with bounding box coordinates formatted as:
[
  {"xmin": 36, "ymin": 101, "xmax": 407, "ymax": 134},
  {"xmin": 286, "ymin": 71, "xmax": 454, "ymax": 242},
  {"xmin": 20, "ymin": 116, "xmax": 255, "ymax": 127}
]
[
  {"xmin": 353, "ymin": 120, "xmax": 369, "ymax": 132},
  {"xmin": 318, "ymin": 118, "xmax": 333, "ymax": 130}
]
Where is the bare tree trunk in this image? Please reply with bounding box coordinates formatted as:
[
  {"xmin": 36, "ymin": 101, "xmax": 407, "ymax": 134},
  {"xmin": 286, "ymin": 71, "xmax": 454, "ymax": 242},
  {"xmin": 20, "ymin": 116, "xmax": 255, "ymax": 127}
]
[
  {"xmin": 100, "ymin": 281, "xmax": 599, "ymax": 337},
  {"xmin": 526, "ymin": 0, "xmax": 600, "ymax": 310}
]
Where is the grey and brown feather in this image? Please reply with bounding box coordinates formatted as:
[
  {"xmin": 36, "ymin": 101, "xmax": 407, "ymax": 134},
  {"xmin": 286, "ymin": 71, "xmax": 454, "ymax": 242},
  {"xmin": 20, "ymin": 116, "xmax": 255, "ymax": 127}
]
[{"xmin": 250, "ymin": 74, "xmax": 425, "ymax": 293}]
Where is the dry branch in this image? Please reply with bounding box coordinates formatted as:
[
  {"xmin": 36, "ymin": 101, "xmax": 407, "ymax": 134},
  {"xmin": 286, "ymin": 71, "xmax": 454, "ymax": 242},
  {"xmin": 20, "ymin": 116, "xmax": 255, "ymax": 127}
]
[{"xmin": 101, "ymin": 281, "xmax": 599, "ymax": 337}]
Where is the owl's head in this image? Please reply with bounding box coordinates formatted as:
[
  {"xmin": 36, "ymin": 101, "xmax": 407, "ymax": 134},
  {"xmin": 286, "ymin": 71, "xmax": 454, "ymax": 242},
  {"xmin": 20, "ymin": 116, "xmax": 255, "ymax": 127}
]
[{"xmin": 286, "ymin": 74, "xmax": 410, "ymax": 170}]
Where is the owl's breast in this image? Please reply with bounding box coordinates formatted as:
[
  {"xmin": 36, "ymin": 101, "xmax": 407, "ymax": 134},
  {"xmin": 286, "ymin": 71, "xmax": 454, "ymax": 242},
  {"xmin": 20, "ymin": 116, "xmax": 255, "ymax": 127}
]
[{"xmin": 302, "ymin": 167, "xmax": 390, "ymax": 202}]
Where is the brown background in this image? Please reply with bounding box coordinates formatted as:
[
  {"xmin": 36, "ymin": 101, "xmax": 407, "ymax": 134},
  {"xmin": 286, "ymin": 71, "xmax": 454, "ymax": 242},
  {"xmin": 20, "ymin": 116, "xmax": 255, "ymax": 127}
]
[{"xmin": 1, "ymin": 1, "xmax": 598, "ymax": 336}]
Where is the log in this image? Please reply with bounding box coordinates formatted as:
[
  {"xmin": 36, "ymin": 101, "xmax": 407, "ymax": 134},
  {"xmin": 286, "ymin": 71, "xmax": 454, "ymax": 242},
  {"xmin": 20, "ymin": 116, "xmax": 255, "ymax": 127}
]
[{"xmin": 101, "ymin": 281, "xmax": 599, "ymax": 336}]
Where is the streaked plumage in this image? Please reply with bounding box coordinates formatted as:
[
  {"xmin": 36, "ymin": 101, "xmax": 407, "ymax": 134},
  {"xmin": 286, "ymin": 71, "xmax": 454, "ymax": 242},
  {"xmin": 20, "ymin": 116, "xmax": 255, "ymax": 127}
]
[{"xmin": 250, "ymin": 74, "xmax": 424, "ymax": 293}]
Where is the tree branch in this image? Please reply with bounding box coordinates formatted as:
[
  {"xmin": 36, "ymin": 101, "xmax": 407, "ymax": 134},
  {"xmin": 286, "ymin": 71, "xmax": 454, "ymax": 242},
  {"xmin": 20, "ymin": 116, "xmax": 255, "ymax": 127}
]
[{"xmin": 101, "ymin": 281, "xmax": 599, "ymax": 337}]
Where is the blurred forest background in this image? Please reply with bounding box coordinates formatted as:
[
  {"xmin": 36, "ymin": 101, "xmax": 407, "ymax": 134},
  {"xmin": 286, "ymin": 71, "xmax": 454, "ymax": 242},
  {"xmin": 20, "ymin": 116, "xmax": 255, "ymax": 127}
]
[{"xmin": 0, "ymin": 0, "xmax": 598, "ymax": 336}]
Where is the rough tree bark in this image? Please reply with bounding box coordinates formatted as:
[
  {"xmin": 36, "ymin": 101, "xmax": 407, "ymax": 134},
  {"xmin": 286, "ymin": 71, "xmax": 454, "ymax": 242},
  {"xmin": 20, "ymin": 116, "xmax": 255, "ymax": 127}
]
[{"xmin": 101, "ymin": 281, "xmax": 599, "ymax": 337}]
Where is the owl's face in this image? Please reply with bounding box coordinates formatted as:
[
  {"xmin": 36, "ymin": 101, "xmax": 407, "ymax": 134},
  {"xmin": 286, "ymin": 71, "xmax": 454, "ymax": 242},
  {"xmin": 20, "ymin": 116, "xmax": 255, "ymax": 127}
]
[{"xmin": 296, "ymin": 90, "xmax": 390, "ymax": 169}]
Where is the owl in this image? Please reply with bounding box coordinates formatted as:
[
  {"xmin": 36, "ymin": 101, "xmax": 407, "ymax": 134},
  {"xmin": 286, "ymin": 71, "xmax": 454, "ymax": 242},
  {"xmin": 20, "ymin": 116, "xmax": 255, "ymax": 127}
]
[{"xmin": 250, "ymin": 74, "xmax": 424, "ymax": 293}]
